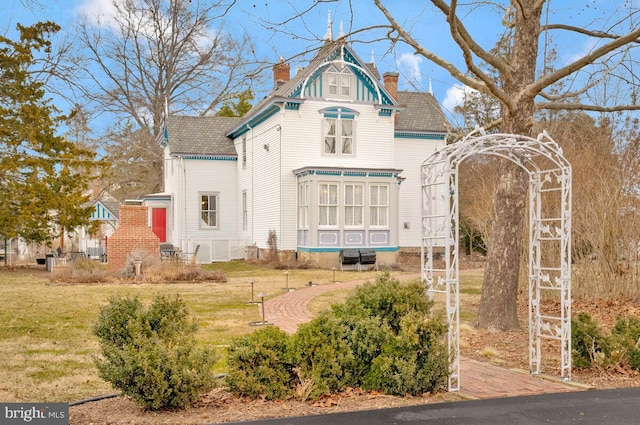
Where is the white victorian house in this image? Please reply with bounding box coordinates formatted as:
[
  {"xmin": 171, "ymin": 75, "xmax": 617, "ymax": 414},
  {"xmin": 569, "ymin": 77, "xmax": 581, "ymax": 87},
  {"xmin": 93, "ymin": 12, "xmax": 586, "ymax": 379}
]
[{"xmin": 143, "ymin": 36, "xmax": 448, "ymax": 267}]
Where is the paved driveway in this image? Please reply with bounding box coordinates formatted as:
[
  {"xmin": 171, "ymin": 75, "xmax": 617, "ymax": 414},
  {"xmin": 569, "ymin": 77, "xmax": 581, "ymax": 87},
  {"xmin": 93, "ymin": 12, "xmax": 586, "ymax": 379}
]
[{"xmin": 218, "ymin": 387, "xmax": 640, "ymax": 425}]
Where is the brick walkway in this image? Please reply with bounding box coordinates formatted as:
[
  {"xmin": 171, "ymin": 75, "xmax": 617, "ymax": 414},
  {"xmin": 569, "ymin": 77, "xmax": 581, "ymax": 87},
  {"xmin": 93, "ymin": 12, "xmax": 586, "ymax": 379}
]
[{"xmin": 261, "ymin": 275, "xmax": 585, "ymax": 399}]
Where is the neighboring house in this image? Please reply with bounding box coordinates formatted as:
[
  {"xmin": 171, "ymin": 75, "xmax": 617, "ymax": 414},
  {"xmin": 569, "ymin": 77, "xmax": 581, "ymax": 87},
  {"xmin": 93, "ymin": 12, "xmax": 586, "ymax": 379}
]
[
  {"xmin": 144, "ymin": 27, "xmax": 448, "ymax": 267},
  {"xmin": 76, "ymin": 192, "xmax": 121, "ymax": 260}
]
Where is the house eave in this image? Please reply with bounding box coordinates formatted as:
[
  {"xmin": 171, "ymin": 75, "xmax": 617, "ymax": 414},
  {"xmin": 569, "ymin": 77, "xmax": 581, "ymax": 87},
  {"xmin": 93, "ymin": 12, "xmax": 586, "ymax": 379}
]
[
  {"xmin": 226, "ymin": 97, "xmax": 305, "ymax": 138},
  {"xmin": 292, "ymin": 165, "xmax": 404, "ymax": 178},
  {"xmin": 169, "ymin": 153, "xmax": 237, "ymax": 161}
]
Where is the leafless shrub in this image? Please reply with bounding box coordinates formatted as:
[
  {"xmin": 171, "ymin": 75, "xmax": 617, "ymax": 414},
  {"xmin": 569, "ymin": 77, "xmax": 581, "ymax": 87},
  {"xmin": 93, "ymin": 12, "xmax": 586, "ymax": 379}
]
[{"xmin": 50, "ymin": 259, "xmax": 112, "ymax": 283}]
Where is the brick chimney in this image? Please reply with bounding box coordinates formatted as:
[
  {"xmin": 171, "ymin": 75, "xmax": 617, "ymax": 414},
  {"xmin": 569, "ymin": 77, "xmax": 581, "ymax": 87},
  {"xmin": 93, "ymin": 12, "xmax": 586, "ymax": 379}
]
[
  {"xmin": 383, "ymin": 71, "xmax": 399, "ymax": 101},
  {"xmin": 273, "ymin": 57, "xmax": 290, "ymax": 88},
  {"xmin": 107, "ymin": 204, "xmax": 160, "ymax": 273}
]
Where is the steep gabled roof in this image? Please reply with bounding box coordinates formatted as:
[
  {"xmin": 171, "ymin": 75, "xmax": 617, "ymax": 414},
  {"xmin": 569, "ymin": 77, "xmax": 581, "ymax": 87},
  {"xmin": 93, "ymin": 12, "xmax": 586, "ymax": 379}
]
[
  {"xmin": 227, "ymin": 40, "xmax": 400, "ymax": 138},
  {"xmin": 396, "ymin": 91, "xmax": 448, "ymax": 134},
  {"xmin": 85, "ymin": 191, "xmax": 121, "ymax": 220},
  {"xmin": 162, "ymin": 115, "xmax": 240, "ymax": 156}
]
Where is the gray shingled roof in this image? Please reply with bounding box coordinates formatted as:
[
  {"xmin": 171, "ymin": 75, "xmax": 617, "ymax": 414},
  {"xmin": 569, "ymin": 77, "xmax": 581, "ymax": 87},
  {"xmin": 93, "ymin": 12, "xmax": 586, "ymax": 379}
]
[
  {"xmin": 164, "ymin": 115, "xmax": 240, "ymax": 156},
  {"xmin": 396, "ymin": 91, "xmax": 448, "ymax": 133},
  {"xmin": 99, "ymin": 192, "xmax": 122, "ymax": 220}
]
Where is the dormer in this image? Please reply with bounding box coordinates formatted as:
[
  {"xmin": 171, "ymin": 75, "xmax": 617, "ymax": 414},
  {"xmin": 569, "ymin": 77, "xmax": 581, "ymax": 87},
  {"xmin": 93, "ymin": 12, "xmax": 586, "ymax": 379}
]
[{"xmin": 324, "ymin": 63, "xmax": 355, "ymax": 100}]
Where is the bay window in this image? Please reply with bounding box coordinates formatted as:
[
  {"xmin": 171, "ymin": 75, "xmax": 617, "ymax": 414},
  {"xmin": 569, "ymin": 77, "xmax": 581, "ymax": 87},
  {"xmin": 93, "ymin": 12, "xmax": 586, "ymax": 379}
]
[
  {"xmin": 344, "ymin": 184, "xmax": 363, "ymax": 226},
  {"xmin": 319, "ymin": 183, "xmax": 338, "ymax": 226},
  {"xmin": 370, "ymin": 185, "xmax": 389, "ymax": 227}
]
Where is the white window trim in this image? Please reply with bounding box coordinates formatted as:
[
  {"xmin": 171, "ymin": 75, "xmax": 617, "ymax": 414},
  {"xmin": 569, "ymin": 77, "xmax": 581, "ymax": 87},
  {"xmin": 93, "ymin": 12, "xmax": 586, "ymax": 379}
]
[
  {"xmin": 323, "ymin": 116, "xmax": 355, "ymax": 157},
  {"xmin": 318, "ymin": 182, "xmax": 339, "ymax": 228},
  {"xmin": 369, "ymin": 184, "xmax": 389, "ymax": 228},
  {"xmin": 298, "ymin": 182, "xmax": 309, "ymax": 229},
  {"xmin": 241, "ymin": 137, "xmax": 247, "ymax": 169},
  {"xmin": 242, "ymin": 190, "xmax": 247, "ymax": 230},
  {"xmin": 326, "ymin": 65, "xmax": 353, "ymax": 100},
  {"xmin": 344, "ymin": 183, "xmax": 364, "ymax": 228},
  {"xmin": 199, "ymin": 192, "xmax": 219, "ymax": 229}
]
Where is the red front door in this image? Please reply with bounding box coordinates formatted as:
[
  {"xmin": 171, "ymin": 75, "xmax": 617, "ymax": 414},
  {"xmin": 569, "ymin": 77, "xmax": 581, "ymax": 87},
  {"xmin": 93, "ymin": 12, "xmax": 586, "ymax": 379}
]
[{"xmin": 151, "ymin": 208, "xmax": 167, "ymax": 242}]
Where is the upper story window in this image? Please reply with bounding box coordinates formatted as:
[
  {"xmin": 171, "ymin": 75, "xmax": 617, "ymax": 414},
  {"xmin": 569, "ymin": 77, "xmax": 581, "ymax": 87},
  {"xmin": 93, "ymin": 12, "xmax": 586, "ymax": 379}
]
[
  {"xmin": 324, "ymin": 118, "xmax": 354, "ymax": 155},
  {"xmin": 325, "ymin": 65, "xmax": 353, "ymax": 99},
  {"xmin": 200, "ymin": 193, "xmax": 218, "ymax": 228},
  {"xmin": 320, "ymin": 107, "xmax": 359, "ymax": 156}
]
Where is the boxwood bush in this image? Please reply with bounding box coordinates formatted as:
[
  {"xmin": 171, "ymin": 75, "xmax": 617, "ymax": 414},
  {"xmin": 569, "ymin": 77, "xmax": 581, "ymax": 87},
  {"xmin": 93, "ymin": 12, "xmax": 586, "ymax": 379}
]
[
  {"xmin": 225, "ymin": 326, "xmax": 295, "ymax": 400},
  {"xmin": 227, "ymin": 272, "xmax": 450, "ymax": 400},
  {"xmin": 93, "ymin": 294, "xmax": 217, "ymax": 410}
]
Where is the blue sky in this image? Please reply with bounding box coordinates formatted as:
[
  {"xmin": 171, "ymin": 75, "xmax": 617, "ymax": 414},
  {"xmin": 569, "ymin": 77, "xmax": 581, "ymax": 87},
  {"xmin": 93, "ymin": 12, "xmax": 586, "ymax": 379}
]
[{"xmin": 2, "ymin": 0, "xmax": 634, "ymax": 131}]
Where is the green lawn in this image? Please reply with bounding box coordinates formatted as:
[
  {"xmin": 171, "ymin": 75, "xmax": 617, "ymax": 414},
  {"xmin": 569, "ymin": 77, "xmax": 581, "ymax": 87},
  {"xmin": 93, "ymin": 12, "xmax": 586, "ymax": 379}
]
[
  {"xmin": 0, "ymin": 263, "xmax": 389, "ymax": 403},
  {"xmin": 0, "ymin": 263, "xmax": 477, "ymax": 403}
]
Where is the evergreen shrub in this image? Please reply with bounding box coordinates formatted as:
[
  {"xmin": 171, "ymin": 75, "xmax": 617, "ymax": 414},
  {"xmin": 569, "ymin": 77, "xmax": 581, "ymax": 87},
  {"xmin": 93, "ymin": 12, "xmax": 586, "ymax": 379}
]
[
  {"xmin": 571, "ymin": 312, "xmax": 609, "ymax": 368},
  {"xmin": 225, "ymin": 273, "xmax": 450, "ymax": 400},
  {"xmin": 93, "ymin": 294, "xmax": 217, "ymax": 410},
  {"xmin": 225, "ymin": 326, "xmax": 295, "ymax": 400}
]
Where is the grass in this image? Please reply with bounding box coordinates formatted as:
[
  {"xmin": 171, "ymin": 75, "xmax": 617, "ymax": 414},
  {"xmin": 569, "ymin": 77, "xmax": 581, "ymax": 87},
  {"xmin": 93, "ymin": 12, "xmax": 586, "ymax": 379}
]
[
  {"xmin": 0, "ymin": 263, "xmax": 405, "ymax": 403},
  {"xmin": 0, "ymin": 263, "xmax": 478, "ymax": 403}
]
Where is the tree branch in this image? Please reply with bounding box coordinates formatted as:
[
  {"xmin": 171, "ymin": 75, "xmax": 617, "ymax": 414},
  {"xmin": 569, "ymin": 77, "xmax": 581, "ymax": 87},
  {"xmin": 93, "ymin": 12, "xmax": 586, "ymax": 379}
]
[
  {"xmin": 372, "ymin": 0, "xmax": 508, "ymax": 105},
  {"xmin": 536, "ymin": 101, "xmax": 640, "ymax": 112},
  {"xmin": 528, "ymin": 27, "xmax": 640, "ymax": 97}
]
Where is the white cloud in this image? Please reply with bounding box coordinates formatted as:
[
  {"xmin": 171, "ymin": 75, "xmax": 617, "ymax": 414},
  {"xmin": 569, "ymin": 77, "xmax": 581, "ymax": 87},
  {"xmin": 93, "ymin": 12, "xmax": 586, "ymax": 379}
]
[
  {"xmin": 75, "ymin": 0, "xmax": 119, "ymax": 28},
  {"xmin": 563, "ymin": 38, "xmax": 600, "ymax": 66},
  {"xmin": 442, "ymin": 84, "xmax": 477, "ymax": 114},
  {"xmin": 396, "ymin": 53, "xmax": 423, "ymax": 87}
]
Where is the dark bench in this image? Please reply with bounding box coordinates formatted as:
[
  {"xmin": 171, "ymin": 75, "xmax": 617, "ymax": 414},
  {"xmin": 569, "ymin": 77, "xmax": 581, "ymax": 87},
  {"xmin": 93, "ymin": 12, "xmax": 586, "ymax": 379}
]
[
  {"xmin": 359, "ymin": 248, "xmax": 377, "ymax": 270},
  {"xmin": 339, "ymin": 249, "xmax": 360, "ymax": 271},
  {"xmin": 339, "ymin": 248, "xmax": 377, "ymax": 271}
]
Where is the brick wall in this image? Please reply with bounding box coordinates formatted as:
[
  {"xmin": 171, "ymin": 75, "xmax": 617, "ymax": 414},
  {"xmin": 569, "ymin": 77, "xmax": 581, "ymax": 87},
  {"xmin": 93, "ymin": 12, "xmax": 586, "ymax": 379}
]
[{"xmin": 108, "ymin": 205, "xmax": 160, "ymax": 273}]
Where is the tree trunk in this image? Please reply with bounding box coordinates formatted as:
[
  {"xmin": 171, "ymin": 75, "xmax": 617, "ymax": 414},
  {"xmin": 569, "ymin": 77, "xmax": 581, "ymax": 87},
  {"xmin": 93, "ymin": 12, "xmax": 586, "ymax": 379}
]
[
  {"xmin": 476, "ymin": 161, "xmax": 528, "ymax": 329},
  {"xmin": 475, "ymin": 2, "xmax": 543, "ymax": 330}
]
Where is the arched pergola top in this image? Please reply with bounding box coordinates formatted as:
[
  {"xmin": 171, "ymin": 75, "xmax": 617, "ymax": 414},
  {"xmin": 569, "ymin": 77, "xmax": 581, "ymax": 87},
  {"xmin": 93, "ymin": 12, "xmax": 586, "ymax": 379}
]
[{"xmin": 423, "ymin": 127, "xmax": 571, "ymax": 175}]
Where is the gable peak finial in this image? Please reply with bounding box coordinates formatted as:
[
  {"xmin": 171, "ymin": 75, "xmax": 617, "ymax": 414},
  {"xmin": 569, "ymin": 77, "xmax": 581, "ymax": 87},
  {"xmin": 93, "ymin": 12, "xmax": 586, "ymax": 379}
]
[
  {"xmin": 324, "ymin": 10, "xmax": 333, "ymax": 41},
  {"xmin": 339, "ymin": 20, "xmax": 344, "ymax": 38}
]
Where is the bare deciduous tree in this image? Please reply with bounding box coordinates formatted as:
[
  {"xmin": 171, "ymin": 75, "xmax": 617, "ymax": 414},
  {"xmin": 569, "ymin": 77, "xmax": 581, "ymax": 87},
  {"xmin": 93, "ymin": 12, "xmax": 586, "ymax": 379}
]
[
  {"xmin": 75, "ymin": 0, "xmax": 259, "ymax": 198},
  {"xmin": 291, "ymin": 0, "xmax": 640, "ymax": 329}
]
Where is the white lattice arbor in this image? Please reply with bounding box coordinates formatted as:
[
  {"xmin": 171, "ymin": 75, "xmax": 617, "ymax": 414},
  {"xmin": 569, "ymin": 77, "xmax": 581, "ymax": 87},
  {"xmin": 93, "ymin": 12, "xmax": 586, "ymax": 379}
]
[{"xmin": 421, "ymin": 128, "xmax": 572, "ymax": 392}]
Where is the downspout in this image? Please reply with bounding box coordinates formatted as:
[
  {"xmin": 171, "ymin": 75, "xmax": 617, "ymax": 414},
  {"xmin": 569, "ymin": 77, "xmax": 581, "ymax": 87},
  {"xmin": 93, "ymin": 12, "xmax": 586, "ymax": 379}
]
[
  {"xmin": 183, "ymin": 156, "xmax": 189, "ymax": 252},
  {"xmin": 278, "ymin": 105, "xmax": 284, "ymax": 252},
  {"xmin": 179, "ymin": 156, "xmax": 185, "ymax": 249}
]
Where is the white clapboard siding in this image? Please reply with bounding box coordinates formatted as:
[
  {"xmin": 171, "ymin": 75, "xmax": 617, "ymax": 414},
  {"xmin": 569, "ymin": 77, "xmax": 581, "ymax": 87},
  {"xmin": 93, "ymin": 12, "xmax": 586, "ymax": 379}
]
[
  {"xmin": 394, "ymin": 137, "xmax": 445, "ymax": 247},
  {"xmin": 171, "ymin": 158, "xmax": 238, "ymax": 246},
  {"xmin": 281, "ymin": 100, "xmax": 395, "ymax": 170}
]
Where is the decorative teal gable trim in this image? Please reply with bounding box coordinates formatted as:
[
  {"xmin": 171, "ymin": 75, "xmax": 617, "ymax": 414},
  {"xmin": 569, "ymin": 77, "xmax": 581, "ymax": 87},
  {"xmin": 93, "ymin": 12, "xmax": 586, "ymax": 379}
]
[
  {"xmin": 293, "ymin": 45, "xmax": 395, "ymax": 105},
  {"xmin": 91, "ymin": 202, "xmax": 116, "ymax": 221}
]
